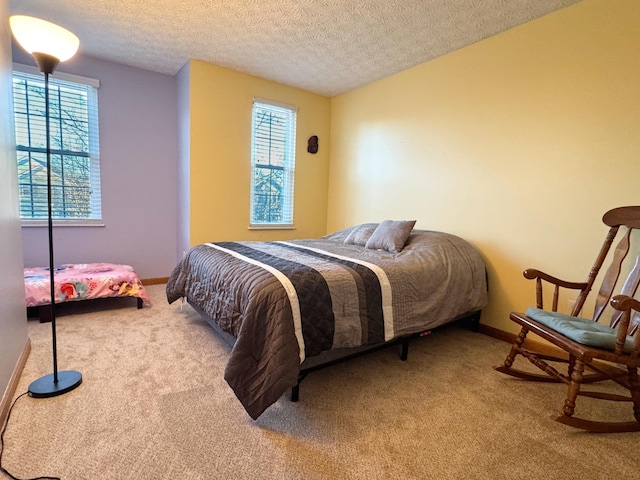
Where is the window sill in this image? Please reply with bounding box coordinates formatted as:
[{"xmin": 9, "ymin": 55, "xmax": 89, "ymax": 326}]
[
  {"xmin": 21, "ymin": 220, "xmax": 105, "ymax": 228},
  {"xmin": 249, "ymin": 224, "xmax": 295, "ymax": 230}
]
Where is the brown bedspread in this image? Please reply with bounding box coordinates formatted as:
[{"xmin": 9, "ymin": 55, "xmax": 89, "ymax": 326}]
[{"xmin": 166, "ymin": 228, "xmax": 488, "ymax": 419}]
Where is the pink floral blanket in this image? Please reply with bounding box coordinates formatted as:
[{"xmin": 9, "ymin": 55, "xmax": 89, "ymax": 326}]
[{"xmin": 24, "ymin": 263, "xmax": 151, "ymax": 308}]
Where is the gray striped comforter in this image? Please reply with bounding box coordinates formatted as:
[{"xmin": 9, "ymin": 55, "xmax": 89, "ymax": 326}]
[{"xmin": 166, "ymin": 228, "xmax": 488, "ymax": 419}]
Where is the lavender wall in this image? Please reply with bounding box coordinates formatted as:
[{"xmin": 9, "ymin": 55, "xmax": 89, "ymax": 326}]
[{"xmin": 13, "ymin": 46, "xmax": 179, "ymax": 280}]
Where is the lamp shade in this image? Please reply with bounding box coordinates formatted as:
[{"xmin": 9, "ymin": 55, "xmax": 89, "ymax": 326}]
[{"xmin": 10, "ymin": 15, "xmax": 79, "ymax": 62}]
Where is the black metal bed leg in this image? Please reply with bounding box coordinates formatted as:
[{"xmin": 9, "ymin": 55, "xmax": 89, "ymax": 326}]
[
  {"xmin": 290, "ymin": 371, "xmax": 307, "ymax": 402},
  {"xmin": 469, "ymin": 310, "xmax": 481, "ymax": 332},
  {"xmin": 400, "ymin": 338, "xmax": 409, "ymax": 361},
  {"xmin": 291, "ymin": 384, "xmax": 300, "ymax": 402}
]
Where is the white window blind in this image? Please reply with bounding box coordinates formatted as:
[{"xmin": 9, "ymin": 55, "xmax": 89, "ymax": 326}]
[
  {"xmin": 12, "ymin": 65, "xmax": 102, "ymax": 223},
  {"xmin": 250, "ymin": 99, "xmax": 297, "ymax": 228}
]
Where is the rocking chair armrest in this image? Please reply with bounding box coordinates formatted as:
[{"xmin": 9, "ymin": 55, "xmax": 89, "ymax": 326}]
[
  {"xmin": 610, "ymin": 295, "xmax": 640, "ymax": 313},
  {"xmin": 609, "ymin": 295, "xmax": 640, "ymax": 356},
  {"xmin": 523, "ymin": 269, "xmax": 588, "ymax": 290}
]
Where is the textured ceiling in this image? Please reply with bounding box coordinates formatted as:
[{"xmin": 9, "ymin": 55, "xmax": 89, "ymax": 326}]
[{"xmin": 9, "ymin": 0, "xmax": 582, "ymax": 97}]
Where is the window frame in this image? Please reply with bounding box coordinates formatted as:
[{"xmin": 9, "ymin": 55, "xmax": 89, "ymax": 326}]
[
  {"xmin": 13, "ymin": 63, "xmax": 103, "ymax": 227},
  {"xmin": 249, "ymin": 98, "xmax": 297, "ymax": 230}
]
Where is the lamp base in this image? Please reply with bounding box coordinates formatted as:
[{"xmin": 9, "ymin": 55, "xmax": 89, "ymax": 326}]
[{"xmin": 28, "ymin": 370, "xmax": 82, "ymax": 398}]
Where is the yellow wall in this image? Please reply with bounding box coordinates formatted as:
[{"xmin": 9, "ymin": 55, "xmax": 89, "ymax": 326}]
[
  {"xmin": 327, "ymin": 0, "xmax": 640, "ymax": 332},
  {"xmin": 188, "ymin": 60, "xmax": 331, "ymax": 245}
]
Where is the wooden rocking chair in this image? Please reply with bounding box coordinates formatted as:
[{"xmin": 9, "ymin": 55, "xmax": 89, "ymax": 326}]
[{"xmin": 494, "ymin": 206, "xmax": 640, "ymax": 432}]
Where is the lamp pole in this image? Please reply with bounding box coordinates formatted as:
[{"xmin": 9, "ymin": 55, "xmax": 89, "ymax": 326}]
[{"xmin": 44, "ymin": 65, "xmax": 59, "ymax": 385}]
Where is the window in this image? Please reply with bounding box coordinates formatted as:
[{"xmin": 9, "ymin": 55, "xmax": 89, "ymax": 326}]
[
  {"xmin": 12, "ymin": 64, "xmax": 101, "ymax": 224},
  {"xmin": 250, "ymin": 99, "xmax": 297, "ymax": 228}
]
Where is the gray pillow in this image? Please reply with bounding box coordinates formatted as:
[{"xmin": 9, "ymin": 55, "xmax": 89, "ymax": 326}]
[
  {"xmin": 365, "ymin": 220, "xmax": 416, "ymax": 253},
  {"xmin": 343, "ymin": 223, "xmax": 379, "ymax": 246}
]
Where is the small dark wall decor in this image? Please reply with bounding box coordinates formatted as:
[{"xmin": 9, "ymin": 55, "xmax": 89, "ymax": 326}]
[{"xmin": 307, "ymin": 135, "xmax": 318, "ymax": 154}]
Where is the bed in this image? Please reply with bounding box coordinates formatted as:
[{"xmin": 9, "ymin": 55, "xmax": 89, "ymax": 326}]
[
  {"xmin": 25, "ymin": 263, "xmax": 151, "ymax": 321},
  {"xmin": 166, "ymin": 222, "xmax": 488, "ymax": 419}
]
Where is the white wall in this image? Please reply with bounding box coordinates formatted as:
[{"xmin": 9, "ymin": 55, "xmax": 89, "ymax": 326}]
[
  {"xmin": 175, "ymin": 62, "xmax": 190, "ymax": 260},
  {"xmin": 0, "ymin": 0, "xmax": 29, "ymax": 411}
]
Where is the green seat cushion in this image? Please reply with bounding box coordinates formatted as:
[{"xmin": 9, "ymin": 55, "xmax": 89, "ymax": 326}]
[{"xmin": 526, "ymin": 307, "xmax": 634, "ymax": 352}]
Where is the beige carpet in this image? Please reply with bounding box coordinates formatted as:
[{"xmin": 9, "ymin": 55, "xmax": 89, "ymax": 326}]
[{"xmin": 2, "ymin": 284, "xmax": 639, "ymax": 480}]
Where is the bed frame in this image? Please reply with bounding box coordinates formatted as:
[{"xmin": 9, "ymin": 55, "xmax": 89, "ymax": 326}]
[
  {"xmin": 28, "ymin": 296, "xmax": 143, "ymax": 323},
  {"xmin": 188, "ymin": 300, "xmax": 481, "ymax": 402}
]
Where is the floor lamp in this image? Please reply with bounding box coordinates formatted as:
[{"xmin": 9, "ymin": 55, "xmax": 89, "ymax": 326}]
[{"xmin": 10, "ymin": 15, "xmax": 83, "ymax": 398}]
